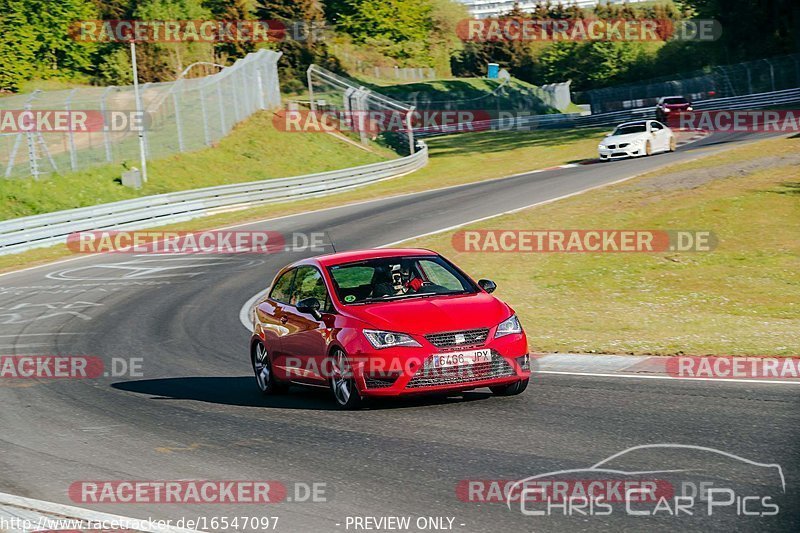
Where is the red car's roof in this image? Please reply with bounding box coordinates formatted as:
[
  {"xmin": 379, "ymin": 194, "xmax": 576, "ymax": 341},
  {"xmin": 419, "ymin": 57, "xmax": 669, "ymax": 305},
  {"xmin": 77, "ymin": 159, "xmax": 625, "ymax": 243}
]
[{"xmin": 314, "ymin": 248, "xmax": 438, "ymax": 267}]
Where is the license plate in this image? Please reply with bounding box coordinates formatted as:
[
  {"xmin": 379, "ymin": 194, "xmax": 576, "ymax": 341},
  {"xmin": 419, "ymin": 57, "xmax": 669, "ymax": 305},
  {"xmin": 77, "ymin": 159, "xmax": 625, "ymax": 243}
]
[{"xmin": 431, "ymin": 349, "xmax": 492, "ymax": 369}]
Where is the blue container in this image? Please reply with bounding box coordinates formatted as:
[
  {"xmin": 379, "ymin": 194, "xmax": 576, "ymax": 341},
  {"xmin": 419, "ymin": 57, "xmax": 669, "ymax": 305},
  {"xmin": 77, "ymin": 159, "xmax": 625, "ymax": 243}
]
[{"xmin": 487, "ymin": 63, "xmax": 499, "ymax": 79}]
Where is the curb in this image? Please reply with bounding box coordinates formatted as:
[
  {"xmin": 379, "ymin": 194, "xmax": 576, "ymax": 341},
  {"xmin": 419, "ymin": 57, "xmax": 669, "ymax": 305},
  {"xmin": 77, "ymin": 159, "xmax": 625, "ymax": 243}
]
[{"xmin": 533, "ymin": 354, "xmax": 800, "ymax": 385}]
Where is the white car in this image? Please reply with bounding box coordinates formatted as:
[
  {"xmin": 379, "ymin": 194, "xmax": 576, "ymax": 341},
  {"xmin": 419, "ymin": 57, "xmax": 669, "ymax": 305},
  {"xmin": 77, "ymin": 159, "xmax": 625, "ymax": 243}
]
[{"xmin": 598, "ymin": 120, "xmax": 676, "ymax": 161}]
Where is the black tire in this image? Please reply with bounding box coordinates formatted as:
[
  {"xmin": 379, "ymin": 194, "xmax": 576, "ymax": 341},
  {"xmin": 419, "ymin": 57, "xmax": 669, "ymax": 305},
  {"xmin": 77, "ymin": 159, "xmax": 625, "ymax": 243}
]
[
  {"xmin": 490, "ymin": 378, "xmax": 529, "ymax": 396},
  {"xmin": 329, "ymin": 348, "xmax": 362, "ymax": 409},
  {"xmin": 252, "ymin": 341, "xmax": 289, "ymax": 395}
]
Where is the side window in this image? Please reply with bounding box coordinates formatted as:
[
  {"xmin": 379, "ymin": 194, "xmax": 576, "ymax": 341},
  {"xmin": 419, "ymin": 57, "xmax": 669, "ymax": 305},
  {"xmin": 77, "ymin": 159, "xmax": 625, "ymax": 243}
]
[
  {"xmin": 270, "ymin": 269, "xmax": 295, "ymax": 303},
  {"xmin": 290, "ymin": 267, "xmax": 331, "ymax": 311},
  {"xmin": 651, "ymin": 122, "xmax": 663, "ymax": 131}
]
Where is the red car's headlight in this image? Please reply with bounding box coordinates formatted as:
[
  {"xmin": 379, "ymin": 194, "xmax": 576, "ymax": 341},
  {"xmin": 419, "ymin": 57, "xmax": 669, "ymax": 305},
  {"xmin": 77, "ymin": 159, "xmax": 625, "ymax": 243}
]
[
  {"xmin": 495, "ymin": 315, "xmax": 523, "ymax": 338},
  {"xmin": 363, "ymin": 330, "xmax": 421, "ymax": 349}
]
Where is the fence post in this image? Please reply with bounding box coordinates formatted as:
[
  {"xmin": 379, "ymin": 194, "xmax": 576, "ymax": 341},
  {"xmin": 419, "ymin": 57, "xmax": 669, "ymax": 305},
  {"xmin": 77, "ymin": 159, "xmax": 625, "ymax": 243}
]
[
  {"xmin": 232, "ymin": 74, "xmax": 241, "ymax": 122},
  {"xmin": 100, "ymin": 86, "xmax": 115, "ymax": 162},
  {"xmin": 65, "ymin": 89, "xmax": 78, "ymax": 171},
  {"xmin": 216, "ymin": 82, "xmax": 226, "ymax": 135},
  {"xmin": 406, "ymin": 106, "xmax": 416, "ymax": 155},
  {"xmin": 257, "ymin": 69, "xmax": 266, "ymax": 110},
  {"xmin": 307, "ymin": 65, "xmax": 316, "ymax": 111},
  {"xmin": 141, "ymin": 82, "xmax": 152, "ymax": 158},
  {"xmin": 172, "ymin": 78, "xmax": 185, "ymax": 152},
  {"xmin": 23, "ymin": 92, "xmax": 41, "ymax": 179},
  {"xmin": 199, "ymin": 83, "xmax": 211, "ymax": 146},
  {"xmin": 26, "ymin": 129, "xmax": 39, "ymax": 180}
]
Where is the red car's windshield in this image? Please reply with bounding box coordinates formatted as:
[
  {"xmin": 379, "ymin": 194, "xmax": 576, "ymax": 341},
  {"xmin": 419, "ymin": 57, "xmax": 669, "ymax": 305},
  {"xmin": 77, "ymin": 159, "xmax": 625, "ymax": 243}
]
[{"xmin": 327, "ymin": 255, "xmax": 477, "ymax": 304}]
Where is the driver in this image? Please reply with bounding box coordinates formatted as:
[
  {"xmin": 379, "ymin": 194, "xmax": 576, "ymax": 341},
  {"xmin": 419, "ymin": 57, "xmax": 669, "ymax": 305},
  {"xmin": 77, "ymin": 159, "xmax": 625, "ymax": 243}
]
[{"xmin": 372, "ymin": 261, "xmax": 425, "ymax": 298}]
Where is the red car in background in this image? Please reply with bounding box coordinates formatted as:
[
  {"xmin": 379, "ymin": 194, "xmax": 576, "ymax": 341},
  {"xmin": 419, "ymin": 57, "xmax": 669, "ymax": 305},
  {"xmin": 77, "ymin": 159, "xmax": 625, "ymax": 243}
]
[
  {"xmin": 655, "ymin": 96, "xmax": 693, "ymax": 123},
  {"xmin": 250, "ymin": 248, "xmax": 530, "ymax": 409}
]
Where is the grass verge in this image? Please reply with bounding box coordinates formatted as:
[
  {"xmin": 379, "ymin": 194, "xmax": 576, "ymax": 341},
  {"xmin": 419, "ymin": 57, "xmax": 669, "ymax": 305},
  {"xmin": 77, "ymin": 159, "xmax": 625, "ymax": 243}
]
[
  {"xmin": 403, "ymin": 136, "xmax": 800, "ymax": 356},
  {"xmin": 358, "ymin": 77, "xmax": 559, "ymax": 113}
]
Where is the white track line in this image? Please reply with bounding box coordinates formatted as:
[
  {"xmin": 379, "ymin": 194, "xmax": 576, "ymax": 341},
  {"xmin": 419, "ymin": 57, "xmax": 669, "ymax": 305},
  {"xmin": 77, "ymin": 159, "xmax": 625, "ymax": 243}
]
[{"xmin": 0, "ymin": 491, "xmax": 200, "ymax": 533}]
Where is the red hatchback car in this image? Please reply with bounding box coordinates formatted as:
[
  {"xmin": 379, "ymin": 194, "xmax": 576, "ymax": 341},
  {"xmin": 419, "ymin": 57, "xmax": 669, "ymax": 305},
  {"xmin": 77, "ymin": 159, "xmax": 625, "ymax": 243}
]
[
  {"xmin": 249, "ymin": 249, "xmax": 530, "ymax": 408},
  {"xmin": 655, "ymin": 95, "xmax": 693, "ymax": 123}
]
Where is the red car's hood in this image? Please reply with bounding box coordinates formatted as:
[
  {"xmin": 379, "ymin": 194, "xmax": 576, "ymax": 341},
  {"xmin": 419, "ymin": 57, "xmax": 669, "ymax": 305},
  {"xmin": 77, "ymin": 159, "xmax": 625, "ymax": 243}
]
[
  {"xmin": 664, "ymin": 103, "xmax": 690, "ymax": 110},
  {"xmin": 345, "ymin": 292, "xmax": 511, "ymax": 335}
]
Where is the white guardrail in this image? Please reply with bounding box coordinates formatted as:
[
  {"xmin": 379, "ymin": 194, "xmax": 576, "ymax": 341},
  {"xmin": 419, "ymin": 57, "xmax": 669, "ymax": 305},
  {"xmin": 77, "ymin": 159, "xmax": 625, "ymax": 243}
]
[
  {"xmin": 0, "ymin": 143, "xmax": 428, "ymax": 255},
  {"xmin": 414, "ymin": 87, "xmax": 800, "ymax": 136}
]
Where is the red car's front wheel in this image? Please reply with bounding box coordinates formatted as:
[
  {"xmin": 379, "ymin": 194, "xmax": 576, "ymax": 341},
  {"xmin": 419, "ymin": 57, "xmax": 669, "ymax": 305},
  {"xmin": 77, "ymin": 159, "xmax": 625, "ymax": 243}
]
[
  {"xmin": 490, "ymin": 378, "xmax": 529, "ymax": 396},
  {"xmin": 329, "ymin": 348, "xmax": 362, "ymax": 409}
]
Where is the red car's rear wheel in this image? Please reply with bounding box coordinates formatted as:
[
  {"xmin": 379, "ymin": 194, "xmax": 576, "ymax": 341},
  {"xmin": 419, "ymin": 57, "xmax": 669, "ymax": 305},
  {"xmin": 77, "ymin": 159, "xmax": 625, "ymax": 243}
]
[{"xmin": 252, "ymin": 341, "xmax": 288, "ymax": 395}]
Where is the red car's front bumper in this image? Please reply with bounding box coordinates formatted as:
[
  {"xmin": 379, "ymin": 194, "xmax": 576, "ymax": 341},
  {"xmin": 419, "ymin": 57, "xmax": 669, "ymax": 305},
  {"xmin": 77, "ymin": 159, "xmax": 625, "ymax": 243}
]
[{"xmin": 346, "ymin": 331, "xmax": 530, "ymax": 397}]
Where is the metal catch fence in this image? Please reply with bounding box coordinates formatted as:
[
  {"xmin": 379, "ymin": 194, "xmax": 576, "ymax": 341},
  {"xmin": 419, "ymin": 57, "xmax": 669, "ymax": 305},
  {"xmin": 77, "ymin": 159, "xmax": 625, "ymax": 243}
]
[
  {"xmin": 577, "ymin": 53, "xmax": 800, "ymax": 114},
  {"xmin": 0, "ymin": 49, "xmax": 282, "ymax": 180},
  {"xmin": 306, "ymin": 65, "xmax": 417, "ymax": 156}
]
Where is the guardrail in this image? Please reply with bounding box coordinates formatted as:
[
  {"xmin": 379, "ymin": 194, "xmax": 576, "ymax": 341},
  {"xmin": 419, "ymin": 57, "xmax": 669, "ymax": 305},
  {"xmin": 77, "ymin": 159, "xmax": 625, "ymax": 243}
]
[
  {"xmin": 0, "ymin": 143, "xmax": 428, "ymax": 255},
  {"xmin": 414, "ymin": 87, "xmax": 800, "ymax": 136}
]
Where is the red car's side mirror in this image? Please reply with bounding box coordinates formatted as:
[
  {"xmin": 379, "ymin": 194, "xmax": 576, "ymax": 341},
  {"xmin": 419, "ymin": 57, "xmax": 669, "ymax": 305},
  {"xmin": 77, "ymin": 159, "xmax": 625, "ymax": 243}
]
[
  {"xmin": 478, "ymin": 279, "xmax": 497, "ymax": 293},
  {"xmin": 296, "ymin": 297, "xmax": 322, "ymax": 320}
]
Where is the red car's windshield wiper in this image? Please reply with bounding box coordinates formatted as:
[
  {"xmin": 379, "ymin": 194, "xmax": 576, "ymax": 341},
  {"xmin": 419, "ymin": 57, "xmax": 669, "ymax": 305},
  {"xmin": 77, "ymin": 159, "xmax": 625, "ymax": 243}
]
[{"xmin": 357, "ymin": 290, "xmax": 469, "ymax": 303}]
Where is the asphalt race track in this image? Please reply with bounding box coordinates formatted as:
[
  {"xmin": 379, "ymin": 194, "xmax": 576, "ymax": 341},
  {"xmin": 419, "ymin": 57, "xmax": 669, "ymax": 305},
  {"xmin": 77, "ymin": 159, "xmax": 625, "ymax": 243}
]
[{"xmin": 0, "ymin": 132, "xmax": 797, "ymax": 532}]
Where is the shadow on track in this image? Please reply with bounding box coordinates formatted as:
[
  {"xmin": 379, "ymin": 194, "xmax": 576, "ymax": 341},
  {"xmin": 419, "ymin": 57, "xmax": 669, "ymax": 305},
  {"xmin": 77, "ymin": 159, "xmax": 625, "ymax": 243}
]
[{"xmin": 112, "ymin": 376, "xmax": 493, "ymax": 411}]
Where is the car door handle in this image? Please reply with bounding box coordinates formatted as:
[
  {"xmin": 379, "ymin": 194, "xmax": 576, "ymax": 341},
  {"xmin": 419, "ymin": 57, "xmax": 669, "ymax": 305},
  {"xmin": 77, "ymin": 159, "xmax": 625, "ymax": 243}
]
[{"xmin": 280, "ymin": 316, "xmax": 288, "ymax": 324}]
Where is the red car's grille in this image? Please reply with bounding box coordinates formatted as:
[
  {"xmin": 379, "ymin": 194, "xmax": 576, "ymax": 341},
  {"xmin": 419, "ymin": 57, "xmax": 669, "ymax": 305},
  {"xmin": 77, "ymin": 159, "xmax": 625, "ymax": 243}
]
[
  {"xmin": 364, "ymin": 376, "xmax": 398, "ymax": 389},
  {"xmin": 424, "ymin": 328, "xmax": 489, "ymax": 350},
  {"xmin": 405, "ymin": 353, "xmax": 515, "ymax": 389}
]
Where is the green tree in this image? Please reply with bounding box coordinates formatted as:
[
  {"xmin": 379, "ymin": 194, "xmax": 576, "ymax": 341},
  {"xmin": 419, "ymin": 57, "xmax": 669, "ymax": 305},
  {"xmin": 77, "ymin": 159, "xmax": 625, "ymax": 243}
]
[
  {"xmin": 203, "ymin": 0, "xmax": 258, "ymax": 61},
  {"xmin": 336, "ymin": 0, "xmax": 434, "ymax": 64},
  {"xmin": 133, "ymin": 0, "xmax": 215, "ymax": 81},
  {"xmin": 0, "ymin": 0, "xmax": 98, "ymax": 90},
  {"xmin": 255, "ymin": 0, "xmax": 338, "ymax": 91},
  {"xmin": 0, "ymin": 0, "xmax": 37, "ymax": 91},
  {"xmin": 682, "ymin": 0, "xmax": 798, "ymax": 62}
]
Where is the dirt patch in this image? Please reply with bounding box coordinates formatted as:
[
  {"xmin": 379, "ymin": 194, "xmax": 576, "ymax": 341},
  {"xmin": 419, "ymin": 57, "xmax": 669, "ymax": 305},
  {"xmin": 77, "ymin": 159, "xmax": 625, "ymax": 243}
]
[{"xmin": 630, "ymin": 152, "xmax": 800, "ymax": 192}]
